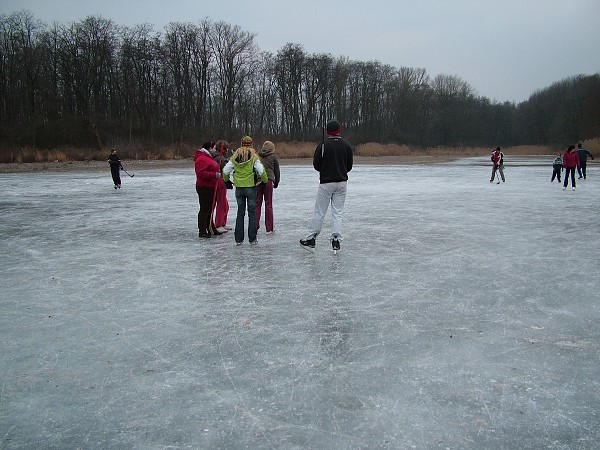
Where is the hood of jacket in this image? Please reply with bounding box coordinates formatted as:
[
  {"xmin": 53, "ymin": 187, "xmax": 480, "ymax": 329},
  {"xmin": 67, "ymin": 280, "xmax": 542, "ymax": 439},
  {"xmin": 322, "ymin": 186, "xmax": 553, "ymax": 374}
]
[
  {"xmin": 194, "ymin": 148, "xmax": 210, "ymax": 161},
  {"xmin": 258, "ymin": 141, "xmax": 275, "ymax": 157},
  {"xmin": 258, "ymin": 148, "xmax": 274, "ymax": 157}
]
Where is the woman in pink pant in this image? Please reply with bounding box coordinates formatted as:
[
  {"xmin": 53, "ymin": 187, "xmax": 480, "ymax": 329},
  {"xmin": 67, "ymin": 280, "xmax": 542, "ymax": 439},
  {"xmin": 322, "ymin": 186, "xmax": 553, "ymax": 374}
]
[
  {"xmin": 211, "ymin": 140, "xmax": 233, "ymax": 233},
  {"xmin": 256, "ymin": 141, "xmax": 280, "ymax": 234}
]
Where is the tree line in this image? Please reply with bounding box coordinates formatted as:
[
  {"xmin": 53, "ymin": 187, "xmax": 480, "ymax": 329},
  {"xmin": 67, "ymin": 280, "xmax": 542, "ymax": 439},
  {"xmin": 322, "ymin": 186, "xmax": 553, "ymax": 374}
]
[{"xmin": 1, "ymin": 10, "xmax": 599, "ymax": 152}]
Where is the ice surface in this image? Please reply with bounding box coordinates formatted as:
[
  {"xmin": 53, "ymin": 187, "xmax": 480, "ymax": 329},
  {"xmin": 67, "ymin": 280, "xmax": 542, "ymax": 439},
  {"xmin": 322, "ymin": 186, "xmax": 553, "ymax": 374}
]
[{"xmin": 1, "ymin": 156, "xmax": 599, "ymax": 448}]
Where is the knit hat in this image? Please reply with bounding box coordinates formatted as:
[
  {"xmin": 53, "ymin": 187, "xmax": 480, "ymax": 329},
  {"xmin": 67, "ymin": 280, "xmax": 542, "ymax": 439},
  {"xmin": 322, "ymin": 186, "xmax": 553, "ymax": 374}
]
[
  {"xmin": 326, "ymin": 120, "xmax": 341, "ymax": 135},
  {"xmin": 241, "ymin": 135, "xmax": 253, "ymax": 147},
  {"xmin": 262, "ymin": 141, "xmax": 275, "ymax": 151}
]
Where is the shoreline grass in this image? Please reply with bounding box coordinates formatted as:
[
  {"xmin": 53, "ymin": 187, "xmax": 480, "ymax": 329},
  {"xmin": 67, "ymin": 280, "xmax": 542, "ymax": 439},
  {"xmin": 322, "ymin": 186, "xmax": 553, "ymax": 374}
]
[{"xmin": 2, "ymin": 138, "xmax": 599, "ymax": 164}]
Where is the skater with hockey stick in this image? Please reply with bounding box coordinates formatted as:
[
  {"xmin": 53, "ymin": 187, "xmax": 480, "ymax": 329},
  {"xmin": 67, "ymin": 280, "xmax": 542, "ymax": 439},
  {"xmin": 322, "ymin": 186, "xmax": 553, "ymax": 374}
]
[
  {"xmin": 108, "ymin": 148, "xmax": 124, "ymax": 189},
  {"xmin": 490, "ymin": 147, "xmax": 505, "ymax": 184},
  {"xmin": 300, "ymin": 119, "xmax": 353, "ymax": 254}
]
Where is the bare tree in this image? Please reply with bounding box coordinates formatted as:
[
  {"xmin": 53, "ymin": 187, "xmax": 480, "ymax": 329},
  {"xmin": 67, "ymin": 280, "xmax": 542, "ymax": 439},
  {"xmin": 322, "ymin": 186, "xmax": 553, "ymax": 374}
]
[
  {"xmin": 189, "ymin": 18, "xmax": 212, "ymax": 131},
  {"xmin": 0, "ymin": 11, "xmax": 48, "ymax": 146},
  {"xmin": 118, "ymin": 23, "xmax": 162, "ymax": 142},
  {"xmin": 429, "ymin": 74, "xmax": 476, "ymax": 146},
  {"xmin": 274, "ymin": 43, "xmax": 305, "ymax": 139},
  {"xmin": 302, "ymin": 53, "xmax": 333, "ymax": 136},
  {"xmin": 211, "ymin": 21, "xmax": 257, "ymax": 135}
]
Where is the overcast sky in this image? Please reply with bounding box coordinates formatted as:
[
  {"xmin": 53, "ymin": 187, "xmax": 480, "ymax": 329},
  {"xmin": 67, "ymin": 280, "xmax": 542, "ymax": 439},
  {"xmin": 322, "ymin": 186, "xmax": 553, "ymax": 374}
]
[{"xmin": 2, "ymin": 0, "xmax": 599, "ymax": 103}]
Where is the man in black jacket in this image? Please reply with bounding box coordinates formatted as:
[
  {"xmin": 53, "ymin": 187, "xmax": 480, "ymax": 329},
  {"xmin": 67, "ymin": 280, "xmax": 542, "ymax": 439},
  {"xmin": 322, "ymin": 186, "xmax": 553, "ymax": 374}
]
[
  {"xmin": 108, "ymin": 148, "xmax": 123, "ymax": 189},
  {"xmin": 576, "ymin": 142, "xmax": 594, "ymax": 179},
  {"xmin": 300, "ymin": 119, "xmax": 353, "ymax": 252}
]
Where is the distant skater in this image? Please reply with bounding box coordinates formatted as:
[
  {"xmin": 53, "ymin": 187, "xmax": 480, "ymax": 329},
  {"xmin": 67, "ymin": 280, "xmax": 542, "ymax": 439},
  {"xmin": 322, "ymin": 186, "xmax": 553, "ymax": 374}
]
[
  {"xmin": 256, "ymin": 140, "xmax": 280, "ymax": 234},
  {"xmin": 222, "ymin": 136, "xmax": 268, "ymax": 245},
  {"xmin": 490, "ymin": 147, "xmax": 505, "ymax": 184},
  {"xmin": 551, "ymin": 153, "xmax": 562, "ymax": 183},
  {"xmin": 107, "ymin": 149, "xmax": 123, "ymax": 189},
  {"xmin": 562, "ymin": 144, "xmax": 580, "ymax": 191},
  {"xmin": 300, "ymin": 119, "xmax": 353, "ymax": 253},
  {"xmin": 576, "ymin": 142, "xmax": 594, "ymax": 179}
]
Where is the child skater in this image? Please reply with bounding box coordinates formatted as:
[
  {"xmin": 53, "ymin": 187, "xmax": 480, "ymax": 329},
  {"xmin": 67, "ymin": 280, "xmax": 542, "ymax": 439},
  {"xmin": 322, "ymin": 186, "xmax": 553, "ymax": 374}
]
[{"xmin": 551, "ymin": 153, "xmax": 562, "ymax": 183}]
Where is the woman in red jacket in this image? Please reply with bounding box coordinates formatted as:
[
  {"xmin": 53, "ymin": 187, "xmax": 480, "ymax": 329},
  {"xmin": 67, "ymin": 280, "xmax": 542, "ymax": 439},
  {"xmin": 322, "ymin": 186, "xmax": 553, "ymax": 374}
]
[
  {"xmin": 195, "ymin": 142, "xmax": 222, "ymax": 238},
  {"xmin": 562, "ymin": 144, "xmax": 580, "ymax": 191}
]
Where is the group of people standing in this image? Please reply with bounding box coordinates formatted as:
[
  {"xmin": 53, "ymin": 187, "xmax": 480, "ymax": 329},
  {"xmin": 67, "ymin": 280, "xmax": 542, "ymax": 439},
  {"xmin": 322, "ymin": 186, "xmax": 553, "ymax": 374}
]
[
  {"xmin": 107, "ymin": 120, "xmax": 352, "ymax": 252},
  {"xmin": 550, "ymin": 142, "xmax": 594, "ymax": 190},
  {"xmin": 195, "ymin": 119, "xmax": 353, "ymax": 252},
  {"xmin": 194, "ymin": 135, "xmax": 280, "ymax": 244}
]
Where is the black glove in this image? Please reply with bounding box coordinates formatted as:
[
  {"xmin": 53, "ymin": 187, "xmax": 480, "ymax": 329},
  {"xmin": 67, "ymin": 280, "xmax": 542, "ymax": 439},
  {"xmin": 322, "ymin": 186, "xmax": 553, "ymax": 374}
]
[
  {"xmin": 225, "ymin": 180, "xmax": 233, "ymax": 189},
  {"xmin": 273, "ymin": 182, "xmax": 278, "ymax": 189}
]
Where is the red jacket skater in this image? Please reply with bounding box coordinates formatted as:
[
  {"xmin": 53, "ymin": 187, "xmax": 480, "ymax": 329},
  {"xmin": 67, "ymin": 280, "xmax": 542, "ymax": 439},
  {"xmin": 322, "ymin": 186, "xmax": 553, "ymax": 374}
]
[
  {"xmin": 562, "ymin": 148, "xmax": 580, "ymax": 169},
  {"xmin": 195, "ymin": 149, "xmax": 220, "ymax": 188}
]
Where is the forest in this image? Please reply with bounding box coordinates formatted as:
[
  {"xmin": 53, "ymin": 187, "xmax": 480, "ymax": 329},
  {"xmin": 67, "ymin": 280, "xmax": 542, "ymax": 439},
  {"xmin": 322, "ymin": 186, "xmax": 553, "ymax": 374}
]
[{"xmin": 1, "ymin": 10, "xmax": 599, "ymax": 160}]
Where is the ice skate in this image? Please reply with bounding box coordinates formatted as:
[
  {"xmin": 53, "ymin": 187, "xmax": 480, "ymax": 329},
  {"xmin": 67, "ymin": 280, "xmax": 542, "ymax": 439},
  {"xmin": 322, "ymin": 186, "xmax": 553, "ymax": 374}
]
[
  {"xmin": 300, "ymin": 237, "xmax": 315, "ymax": 251},
  {"xmin": 332, "ymin": 238, "xmax": 340, "ymax": 255}
]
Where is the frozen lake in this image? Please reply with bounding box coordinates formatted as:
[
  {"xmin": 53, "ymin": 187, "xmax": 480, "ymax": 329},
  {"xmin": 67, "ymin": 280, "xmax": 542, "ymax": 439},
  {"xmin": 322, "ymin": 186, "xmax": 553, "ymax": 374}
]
[{"xmin": 1, "ymin": 157, "xmax": 599, "ymax": 448}]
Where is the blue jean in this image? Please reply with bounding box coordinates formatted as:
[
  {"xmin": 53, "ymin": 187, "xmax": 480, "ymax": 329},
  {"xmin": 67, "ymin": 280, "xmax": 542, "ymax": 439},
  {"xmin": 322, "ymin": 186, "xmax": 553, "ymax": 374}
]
[{"xmin": 235, "ymin": 186, "xmax": 257, "ymax": 243}]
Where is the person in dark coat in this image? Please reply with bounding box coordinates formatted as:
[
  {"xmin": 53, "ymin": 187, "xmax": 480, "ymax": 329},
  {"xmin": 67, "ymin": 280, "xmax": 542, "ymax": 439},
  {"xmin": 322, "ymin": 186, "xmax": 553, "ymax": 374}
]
[
  {"xmin": 576, "ymin": 142, "xmax": 594, "ymax": 179},
  {"xmin": 256, "ymin": 140, "xmax": 281, "ymax": 234},
  {"xmin": 108, "ymin": 148, "xmax": 123, "ymax": 189},
  {"xmin": 300, "ymin": 119, "xmax": 353, "ymax": 252}
]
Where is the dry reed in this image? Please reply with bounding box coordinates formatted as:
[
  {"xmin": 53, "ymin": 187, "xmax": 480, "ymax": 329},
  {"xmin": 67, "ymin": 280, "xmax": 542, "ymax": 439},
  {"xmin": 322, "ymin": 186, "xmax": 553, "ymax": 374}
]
[{"xmin": 1, "ymin": 140, "xmax": 599, "ymax": 163}]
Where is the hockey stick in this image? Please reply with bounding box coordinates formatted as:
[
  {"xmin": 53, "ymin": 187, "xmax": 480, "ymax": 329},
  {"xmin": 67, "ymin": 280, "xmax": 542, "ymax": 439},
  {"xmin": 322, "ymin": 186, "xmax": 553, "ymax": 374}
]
[
  {"xmin": 123, "ymin": 168, "xmax": 134, "ymax": 177},
  {"xmin": 321, "ymin": 111, "xmax": 326, "ymax": 157}
]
